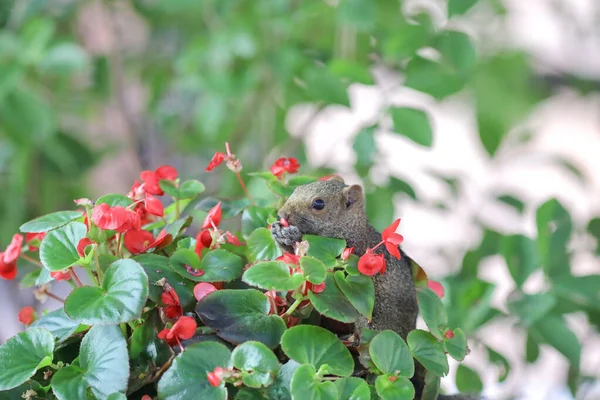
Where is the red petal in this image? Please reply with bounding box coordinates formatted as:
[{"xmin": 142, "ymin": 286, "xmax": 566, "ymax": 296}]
[
  {"xmin": 276, "ymin": 252, "xmax": 300, "ymax": 265},
  {"xmin": 427, "ymin": 280, "xmax": 445, "ymax": 299},
  {"xmin": 444, "ymin": 329, "xmax": 454, "ymax": 339},
  {"xmin": 341, "ymin": 247, "xmax": 354, "ymax": 260},
  {"xmin": 161, "ymin": 288, "xmax": 181, "ymax": 307},
  {"xmin": 173, "ymin": 316, "xmax": 197, "ymax": 340},
  {"xmin": 311, "ymin": 282, "xmax": 326, "ymax": 293},
  {"xmin": 145, "ymin": 194, "xmax": 165, "ymax": 217},
  {"xmin": 140, "ymin": 171, "xmax": 163, "ymax": 196},
  {"xmin": 384, "ymin": 242, "xmax": 401, "ymax": 260},
  {"xmin": 25, "ymin": 232, "xmax": 45, "ymax": 252},
  {"xmin": 156, "ymin": 165, "xmax": 178, "ymax": 181},
  {"xmin": 0, "ymin": 258, "xmax": 17, "ymax": 280},
  {"xmin": 3, "ymin": 234, "xmax": 23, "ymax": 264},
  {"xmin": 202, "ymin": 202, "xmax": 222, "ymax": 229},
  {"xmin": 124, "ymin": 230, "xmax": 154, "ymax": 254},
  {"xmin": 77, "ymin": 238, "xmax": 93, "ymax": 258},
  {"xmin": 382, "ymin": 219, "xmax": 401, "ymax": 242},
  {"xmin": 18, "ymin": 306, "xmax": 36, "ymax": 325},
  {"xmin": 225, "ymin": 231, "xmax": 241, "ymax": 246},
  {"xmin": 51, "ymin": 270, "xmax": 72, "ymax": 282},
  {"xmin": 207, "ymin": 372, "xmax": 221, "ymax": 387},
  {"xmin": 194, "ymin": 282, "xmax": 218, "ymax": 301},
  {"xmin": 206, "ymin": 152, "xmax": 226, "ymax": 172},
  {"xmin": 358, "ymin": 253, "xmax": 385, "ymax": 276}
]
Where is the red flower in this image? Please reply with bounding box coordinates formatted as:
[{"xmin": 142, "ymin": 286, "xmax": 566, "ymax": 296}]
[
  {"xmin": 145, "ymin": 194, "xmax": 164, "ymax": 217},
  {"xmin": 18, "ymin": 306, "xmax": 36, "ymax": 325},
  {"xmin": 270, "ymin": 157, "xmax": 300, "ymax": 179},
  {"xmin": 194, "ymin": 230, "xmax": 213, "ymax": 257},
  {"xmin": 51, "ymin": 270, "xmax": 72, "ymax": 281},
  {"xmin": 3, "ymin": 234, "xmax": 23, "ymax": 264},
  {"xmin": 124, "ymin": 229, "xmax": 170, "ymax": 255},
  {"xmin": 276, "ymin": 252, "xmax": 300, "ymax": 265},
  {"xmin": 25, "ymin": 232, "xmax": 45, "ymax": 252},
  {"xmin": 77, "ymin": 238, "xmax": 94, "ymax": 258},
  {"xmin": 194, "ymin": 282, "xmax": 218, "ymax": 301},
  {"xmin": 207, "ymin": 367, "xmax": 225, "ymax": 387},
  {"xmin": 318, "ymin": 175, "xmax": 335, "ymax": 181},
  {"xmin": 206, "ymin": 152, "xmax": 226, "ymax": 172},
  {"xmin": 158, "ymin": 316, "xmax": 197, "ymax": 346},
  {"xmin": 427, "ymin": 280, "xmax": 445, "ymax": 299},
  {"xmin": 127, "ymin": 180, "xmax": 145, "ymax": 201},
  {"xmin": 91, "ymin": 204, "xmax": 130, "ymax": 231},
  {"xmin": 202, "ymin": 202, "xmax": 222, "ymax": 229},
  {"xmin": 358, "ymin": 251, "xmax": 386, "ymax": 276},
  {"xmin": 382, "ymin": 219, "xmax": 404, "ymax": 260},
  {"xmin": 225, "ymin": 231, "xmax": 241, "ymax": 246},
  {"xmin": 140, "ymin": 165, "xmax": 178, "ymax": 196},
  {"xmin": 310, "ymin": 282, "xmax": 326, "ymax": 294},
  {"xmin": 444, "ymin": 329, "xmax": 454, "ymax": 339},
  {"xmin": 161, "ymin": 285, "xmax": 182, "ymax": 319},
  {"xmin": 341, "ymin": 247, "xmax": 354, "ymax": 260},
  {"xmin": 0, "ymin": 254, "xmax": 17, "ymax": 280}
]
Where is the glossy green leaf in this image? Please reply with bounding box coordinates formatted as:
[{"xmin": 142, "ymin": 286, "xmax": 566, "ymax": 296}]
[
  {"xmin": 375, "ymin": 375, "xmax": 414, "ymax": 400},
  {"xmin": 281, "ymin": 325, "xmax": 354, "ymax": 377},
  {"xmin": 445, "ymin": 328, "xmax": 467, "ymax": 362},
  {"xmin": 407, "ymin": 330, "xmax": 449, "ymax": 377},
  {"xmin": 96, "ymin": 193, "xmax": 133, "ymax": 208},
  {"xmin": 0, "ymin": 328, "xmax": 54, "ymax": 391},
  {"xmin": 39, "ymin": 221, "xmax": 87, "ymax": 271},
  {"xmin": 179, "ymin": 179, "xmax": 206, "ymax": 198},
  {"xmin": 248, "ymin": 228, "xmax": 283, "ymax": 262},
  {"xmin": 536, "ymin": 199, "xmax": 572, "ymax": 278},
  {"xmin": 334, "ymin": 271, "xmax": 374, "ymax": 319},
  {"xmin": 304, "ymin": 235, "xmax": 346, "ymax": 268},
  {"xmin": 52, "ymin": 325, "xmax": 129, "ymax": 400},
  {"xmin": 65, "ymin": 259, "xmax": 149, "ymax": 324},
  {"xmin": 230, "ymin": 341, "xmax": 281, "ymax": 388},
  {"xmin": 486, "ymin": 346, "xmax": 510, "ymax": 382},
  {"xmin": 404, "ymin": 57, "xmax": 464, "ymax": 99},
  {"xmin": 136, "ymin": 254, "xmax": 196, "ymax": 308},
  {"xmin": 369, "ymin": 330, "xmax": 414, "ymax": 377},
  {"xmin": 195, "ymin": 289, "xmax": 286, "ymax": 348},
  {"xmin": 19, "ymin": 211, "xmax": 82, "ymax": 233},
  {"xmin": 290, "ymin": 364, "xmax": 339, "ymax": 400},
  {"xmin": 448, "ymin": 0, "xmax": 479, "ymax": 16},
  {"xmin": 436, "ymin": 30, "xmax": 476, "ymax": 75},
  {"xmin": 129, "ymin": 309, "xmax": 173, "ymax": 371},
  {"xmin": 530, "ymin": 314, "xmax": 581, "ymax": 367},
  {"xmin": 501, "ymin": 234, "xmax": 539, "ymax": 288},
  {"xmin": 421, "ymin": 371, "xmax": 441, "ymax": 400},
  {"xmin": 455, "ymin": 365, "xmax": 483, "ymax": 393},
  {"xmin": 158, "ymin": 341, "xmax": 231, "ymax": 400},
  {"xmin": 507, "ymin": 293, "xmax": 556, "ymax": 326},
  {"xmin": 417, "ymin": 287, "xmax": 448, "ymax": 339},
  {"xmin": 263, "ymin": 360, "xmax": 300, "ymax": 400},
  {"xmin": 242, "ymin": 206, "xmax": 278, "ymax": 238},
  {"xmin": 390, "ymin": 177, "xmax": 418, "ymax": 200},
  {"xmin": 300, "ymin": 256, "xmax": 327, "ymax": 284},
  {"xmin": 170, "ymin": 248, "xmax": 244, "ymax": 282},
  {"xmin": 553, "ymin": 274, "xmax": 600, "ymax": 311},
  {"xmin": 302, "ymin": 67, "xmax": 350, "ymax": 107},
  {"xmin": 308, "ymin": 273, "xmax": 360, "ymax": 323},
  {"xmin": 335, "ymin": 377, "xmax": 371, "ymax": 400},
  {"xmin": 30, "ymin": 307, "xmax": 82, "ymax": 343},
  {"xmin": 390, "ymin": 107, "xmax": 433, "ymax": 147},
  {"xmin": 242, "ymin": 261, "xmax": 305, "ymax": 291}
]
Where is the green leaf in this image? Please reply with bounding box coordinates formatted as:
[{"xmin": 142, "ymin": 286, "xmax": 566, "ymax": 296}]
[
  {"xmin": 333, "ymin": 271, "xmax": 374, "ymax": 319},
  {"xmin": 390, "ymin": 107, "xmax": 433, "ymax": 147},
  {"xmin": 525, "ymin": 332, "xmax": 540, "ymax": 363},
  {"xmin": 369, "ymin": 330, "xmax": 414, "ymax": 377},
  {"xmin": 404, "ymin": 57, "xmax": 464, "ymax": 99},
  {"xmin": 0, "ymin": 328, "xmax": 54, "ymax": 391},
  {"xmin": 497, "ymin": 194, "xmax": 525, "ymax": 214},
  {"xmin": 302, "ymin": 67, "xmax": 350, "ymax": 107},
  {"xmin": 129, "ymin": 309, "xmax": 173, "ymax": 368},
  {"xmin": 0, "ymin": 380, "xmax": 47, "ymax": 400},
  {"xmin": 179, "ymin": 179, "xmax": 206, "ymax": 198},
  {"xmin": 353, "ymin": 126, "xmax": 376, "ymax": 175},
  {"xmin": 65, "ymin": 259, "xmax": 149, "ymax": 324},
  {"xmin": 588, "ymin": 218, "xmax": 600, "ymax": 255},
  {"xmin": 248, "ymin": 228, "xmax": 283, "ymax": 262},
  {"xmin": 407, "ymin": 330, "xmax": 449, "ymax": 377},
  {"xmin": 106, "ymin": 394, "xmax": 127, "ymax": 400},
  {"xmin": 308, "ymin": 273, "xmax": 360, "ymax": 323},
  {"xmin": 267, "ymin": 180, "xmax": 295, "ymax": 198},
  {"xmin": 536, "ymin": 199, "xmax": 572, "ymax": 278},
  {"xmin": 242, "ymin": 261, "xmax": 305, "ymax": 291},
  {"xmin": 159, "ymin": 180, "xmax": 180, "ymax": 198},
  {"xmin": 328, "ymin": 59, "xmax": 374, "ymax": 85},
  {"xmin": 39, "ymin": 221, "xmax": 87, "ymax": 271},
  {"xmin": 448, "ymin": 0, "xmax": 479, "ymax": 16},
  {"xmin": 501, "ymin": 234, "xmax": 539, "ymax": 288},
  {"xmin": 52, "ymin": 325, "xmax": 129, "ymax": 400},
  {"xmin": 135, "ymin": 254, "xmax": 195, "ymax": 308},
  {"xmin": 158, "ymin": 342, "xmax": 231, "ymax": 400},
  {"xmin": 416, "ymin": 287, "xmax": 448, "ymax": 339},
  {"xmin": 19, "ymin": 211, "xmax": 82, "ymax": 233},
  {"xmin": 422, "ymin": 371, "xmax": 441, "ymax": 400},
  {"xmin": 230, "ymin": 341, "xmax": 281, "ymax": 388},
  {"xmin": 300, "ymin": 256, "xmax": 327, "ymax": 284},
  {"xmin": 436, "ymin": 31, "xmax": 476, "ymax": 75},
  {"xmin": 486, "ymin": 346, "xmax": 510, "ymax": 382},
  {"xmin": 507, "ymin": 293, "xmax": 556, "ymax": 326},
  {"xmin": 304, "ymin": 235, "xmax": 346, "ymax": 268},
  {"xmin": 264, "ymin": 360, "xmax": 300, "ymax": 400},
  {"xmin": 281, "ymin": 325, "xmax": 354, "ymax": 377},
  {"xmin": 375, "ymin": 375, "xmax": 415, "ymax": 400},
  {"xmin": 170, "ymin": 249, "xmax": 244, "ymax": 282},
  {"xmin": 290, "ymin": 364, "xmax": 339, "ymax": 400},
  {"xmin": 382, "ymin": 23, "xmax": 432, "ymax": 62},
  {"xmin": 445, "ymin": 328, "xmax": 467, "ymax": 362},
  {"xmin": 96, "ymin": 193, "xmax": 133, "ymax": 208},
  {"xmin": 195, "ymin": 289, "xmax": 286, "ymax": 349},
  {"xmin": 242, "ymin": 207, "xmax": 278, "ymax": 238},
  {"xmin": 335, "ymin": 377, "xmax": 371, "ymax": 400},
  {"xmin": 553, "ymin": 275, "xmax": 600, "ymax": 311},
  {"xmin": 530, "ymin": 315, "xmax": 581, "ymax": 367},
  {"xmin": 455, "ymin": 365, "xmax": 483, "ymax": 393},
  {"xmin": 30, "ymin": 307, "xmax": 82, "ymax": 343},
  {"xmin": 390, "ymin": 177, "xmax": 418, "ymax": 200}
]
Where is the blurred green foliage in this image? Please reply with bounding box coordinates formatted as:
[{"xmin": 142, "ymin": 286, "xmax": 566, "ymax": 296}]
[{"xmin": 1, "ymin": 0, "xmax": 599, "ymax": 396}]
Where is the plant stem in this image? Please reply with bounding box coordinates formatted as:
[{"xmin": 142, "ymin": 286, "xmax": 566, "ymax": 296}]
[
  {"xmin": 371, "ymin": 240, "xmax": 385, "ymax": 252},
  {"xmin": 94, "ymin": 249, "xmax": 104, "ymax": 284},
  {"xmin": 45, "ymin": 292, "xmax": 65, "ymax": 303},
  {"xmin": 175, "ymin": 199, "xmax": 180, "ymax": 218},
  {"xmin": 235, "ymin": 172, "xmax": 255, "ymax": 206},
  {"xmin": 284, "ymin": 298, "xmax": 303, "ymax": 316},
  {"xmin": 70, "ymin": 268, "xmax": 83, "ymax": 287},
  {"xmin": 117, "ymin": 233, "xmax": 124, "ymax": 258},
  {"xmin": 20, "ymin": 254, "xmax": 43, "ymax": 267}
]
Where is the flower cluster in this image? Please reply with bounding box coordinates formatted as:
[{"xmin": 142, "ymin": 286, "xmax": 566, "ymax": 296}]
[{"xmin": 356, "ymin": 219, "xmax": 404, "ymax": 276}]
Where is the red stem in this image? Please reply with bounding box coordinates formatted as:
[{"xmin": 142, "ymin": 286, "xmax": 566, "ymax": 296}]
[
  {"xmin": 45, "ymin": 292, "xmax": 65, "ymax": 303},
  {"xmin": 70, "ymin": 268, "xmax": 83, "ymax": 287},
  {"xmin": 20, "ymin": 253, "xmax": 43, "ymax": 267},
  {"xmin": 235, "ymin": 172, "xmax": 255, "ymax": 206},
  {"xmin": 370, "ymin": 240, "xmax": 385, "ymax": 252}
]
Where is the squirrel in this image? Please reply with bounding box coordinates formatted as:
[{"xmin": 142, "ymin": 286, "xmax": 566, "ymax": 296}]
[{"xmin": 270, "ymin": 176, "xmax": 480, "ymax": 400}]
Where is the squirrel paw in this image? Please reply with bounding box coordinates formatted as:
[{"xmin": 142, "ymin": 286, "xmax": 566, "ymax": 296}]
[{"xmin": 271, "ymin": 221, "xmax": 302, "ymax": 252}]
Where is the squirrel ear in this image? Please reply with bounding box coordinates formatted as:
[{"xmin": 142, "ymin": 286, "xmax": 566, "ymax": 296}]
[
  {"xmin": 344, "ymin": 185, "xmax": 363, "ymax": 208},
  {"xmin": 326, "ymin": 175, "xmax": 345, "ymax": 183}
]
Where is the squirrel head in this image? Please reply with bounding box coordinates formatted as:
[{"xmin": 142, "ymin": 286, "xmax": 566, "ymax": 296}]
[{"xmin": 277, "ymin": 175, "xmax": 367, "ymax": 237}]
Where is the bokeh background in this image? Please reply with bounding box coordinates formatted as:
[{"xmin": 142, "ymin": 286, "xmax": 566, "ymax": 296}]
[{"xmin": 1, "ymin": 0, "xmax": 599, "ymax": 399}]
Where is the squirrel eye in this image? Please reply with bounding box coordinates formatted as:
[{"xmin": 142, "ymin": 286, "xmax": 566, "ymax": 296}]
[{"xmin": 312, "ymin": 199, "xmax": 325, "ymax": 210}]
